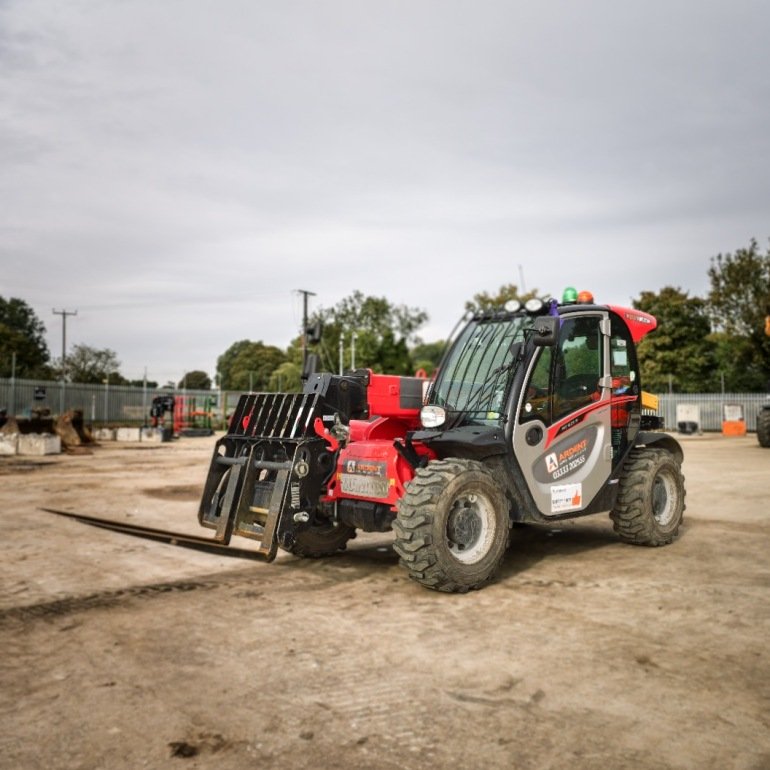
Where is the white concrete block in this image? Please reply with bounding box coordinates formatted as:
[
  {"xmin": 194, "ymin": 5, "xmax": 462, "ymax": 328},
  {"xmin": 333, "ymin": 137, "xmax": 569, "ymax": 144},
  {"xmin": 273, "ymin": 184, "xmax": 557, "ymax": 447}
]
[
  {"xmin": 140, "ymin": 427, "xmax": 164, "ymax": 443},
  {"xmin": 93, "ymin": 428, "xmax": 116, "ymax": 441},
  {"xmin": 0, "ymin": 434, "xmax": 18, "ymax": 455},
  {"xmin": 17, "ymin": 434, "xmax": 61, "ymax": 456},
  {"xmin": 116, "ymin": 427, "xmax": 142, "ymax": 442}
]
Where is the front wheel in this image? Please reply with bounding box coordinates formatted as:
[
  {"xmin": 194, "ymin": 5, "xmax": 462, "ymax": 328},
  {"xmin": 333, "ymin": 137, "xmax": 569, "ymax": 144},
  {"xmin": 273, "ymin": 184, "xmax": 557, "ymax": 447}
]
[
  {"xmin": 393, "ymin": 458, "xmax": 511, "ymax": 592},
  {"xmin": 610, "ymin": 447, "xmax": 685, "ymax": 546},
  {"xmin": 284, "ymin": 521, "xmax": 356, "ymax": 558}
]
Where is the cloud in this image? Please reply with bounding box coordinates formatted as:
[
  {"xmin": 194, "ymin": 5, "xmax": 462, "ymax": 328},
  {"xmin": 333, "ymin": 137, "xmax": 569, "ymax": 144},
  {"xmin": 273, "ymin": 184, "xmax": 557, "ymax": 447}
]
[{"xmin": 1, "ymin": 0, "xmax": 769, "ymax": 383}]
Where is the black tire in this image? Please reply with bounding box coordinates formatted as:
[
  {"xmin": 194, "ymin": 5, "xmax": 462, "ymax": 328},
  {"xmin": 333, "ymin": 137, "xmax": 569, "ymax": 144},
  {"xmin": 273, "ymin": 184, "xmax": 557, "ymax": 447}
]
[
  {"xmin": 610, "ymin": 447, "xmax": 685, "ymax": 546},
  {"xmin": 757, "ymin": 408, "xmax": 770, "ymax": 448},
  {"xmin": 393, "ymin": 458, "xmax": 511, "ymax": 593},
  {"xmin": 284, "ymin": 521, "xmax": 355, "ymax": 558}
]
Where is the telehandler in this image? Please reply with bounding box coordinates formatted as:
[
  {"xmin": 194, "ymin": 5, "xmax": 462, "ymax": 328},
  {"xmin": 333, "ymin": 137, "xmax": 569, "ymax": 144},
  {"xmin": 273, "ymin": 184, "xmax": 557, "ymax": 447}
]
[{"xmin": 198, "ymin": 289, "xmax": 685, "ymax": 592}]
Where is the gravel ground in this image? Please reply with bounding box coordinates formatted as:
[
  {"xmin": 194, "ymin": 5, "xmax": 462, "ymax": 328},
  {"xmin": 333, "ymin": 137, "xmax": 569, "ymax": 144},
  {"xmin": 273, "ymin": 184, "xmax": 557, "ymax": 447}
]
[{"xmin": 0, "ymin": 433, "xmax": 768, "ymax": 770}]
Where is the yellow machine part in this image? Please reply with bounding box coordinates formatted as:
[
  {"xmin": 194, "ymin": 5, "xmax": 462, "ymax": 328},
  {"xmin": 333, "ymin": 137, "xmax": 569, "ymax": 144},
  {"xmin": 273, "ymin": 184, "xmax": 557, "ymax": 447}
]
[{"xmin": 641, "ymin": 391, "xmax": 659, "ymax": 411}]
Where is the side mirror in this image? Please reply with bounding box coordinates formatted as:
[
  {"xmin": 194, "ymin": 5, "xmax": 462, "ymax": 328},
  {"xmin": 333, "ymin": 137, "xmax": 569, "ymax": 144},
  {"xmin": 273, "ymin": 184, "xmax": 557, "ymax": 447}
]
[{"xmin": 531, "ymin": 316, "xmax": 559, "ymax": 347}]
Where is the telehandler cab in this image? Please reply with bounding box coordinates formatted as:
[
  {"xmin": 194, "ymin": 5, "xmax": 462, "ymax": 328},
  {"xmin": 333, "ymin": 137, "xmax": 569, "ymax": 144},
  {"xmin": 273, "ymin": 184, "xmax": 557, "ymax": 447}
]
[{"xmin": 198, "ymin": 289, "xmax": 685, "ymax": 592}]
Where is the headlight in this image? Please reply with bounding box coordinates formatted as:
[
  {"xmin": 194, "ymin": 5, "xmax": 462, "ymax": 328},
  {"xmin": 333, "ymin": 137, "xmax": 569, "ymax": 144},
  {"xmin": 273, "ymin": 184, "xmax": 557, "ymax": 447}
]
[
  {"xmin": 420, "ymin": 405, "xmax": 446, "ymax": 428},
  {"xmin": 525, "ymin": 297, "xmax": 544, "ymax": 313}
]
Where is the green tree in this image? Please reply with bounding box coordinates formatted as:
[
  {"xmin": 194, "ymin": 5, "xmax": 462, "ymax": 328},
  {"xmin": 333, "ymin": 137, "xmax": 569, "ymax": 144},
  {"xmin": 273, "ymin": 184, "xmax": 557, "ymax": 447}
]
[
  {"xmin": 633, "ymin": 287, "xmax": 716, "ymax": 393},
  {"xmin": 707, "ymin": 238, "xmax": 770, "ymax": 390},
  {"xmin": 268, "ymin": 361, "xmax": 303, "ymax": 392},
  {"xmin": 707, "ymin": 333, "xmax": 761, "ymax": 392},
  {"xmin": 178, "ymin": 370, "xmax": 212, "ymax": 390},
  {"xmin": 59, "ymin": 344, "xmax": 125, "ymax": 384},
  {"xmin": 409, "ymin": 340, "xmax": 447, "ymax": 376},
  {"xmin": 0, "ymin": 297, "xmax": 51, "ymax": 377},
  {"xmin": 128, "ymin": 378, "xmax": 159, "ymax": 389},
  {"xmin": 217, "ymin": 340, "xmax": 287, "ymax": 390},
  {"xmin": 465, "ymin": 282, "xmax": 539, "ymax": 312},
  {"xmin": 308, "ymin": 291, "xmax": 428, "ymax": 375}
]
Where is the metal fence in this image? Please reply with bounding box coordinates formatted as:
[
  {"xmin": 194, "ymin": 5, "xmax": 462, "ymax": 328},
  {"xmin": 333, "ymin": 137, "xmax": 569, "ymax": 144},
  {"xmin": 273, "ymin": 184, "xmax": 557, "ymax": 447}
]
[
  {"xmin": 657, "ymin": 393, "xmax": 769, "ymax": 432},
  {"xmin": 0, "ymin": 377, "xmax": 222, "ymax": 427},
  {"xmin": 1, "ymin": 377, "xmax": 767, "ymax": 431}
]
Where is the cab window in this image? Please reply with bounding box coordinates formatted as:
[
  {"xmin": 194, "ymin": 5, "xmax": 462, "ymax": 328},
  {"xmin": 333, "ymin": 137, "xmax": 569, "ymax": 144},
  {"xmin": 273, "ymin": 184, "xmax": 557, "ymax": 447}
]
[
  {"xmin": 520, "ymin": 347, "xmax": 553, "ymax": 424},
  {"xmin": 608, "ymin": 313, "xmax": 641, "ymax": 467},
  {"xmin": 520, "ymin": 316, "xmax": 603, "ymax": 426},
  {"xmin": 609, "ymin": 315, "xmax": 639, "ymax": 396}
]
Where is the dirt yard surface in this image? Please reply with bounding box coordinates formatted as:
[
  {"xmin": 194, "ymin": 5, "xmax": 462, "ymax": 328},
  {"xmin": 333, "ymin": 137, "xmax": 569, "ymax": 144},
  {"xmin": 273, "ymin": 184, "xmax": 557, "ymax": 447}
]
[{"xmin": 1, "ymin": 434, "xmax": 768, "ymax": 770}]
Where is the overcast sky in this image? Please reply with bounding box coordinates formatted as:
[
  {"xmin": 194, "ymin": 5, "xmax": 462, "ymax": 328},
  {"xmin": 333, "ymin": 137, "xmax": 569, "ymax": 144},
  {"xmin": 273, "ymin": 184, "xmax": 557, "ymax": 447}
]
[{"xmin": 2, "ymin": 0, "xmax": 769, "ymax": 385}]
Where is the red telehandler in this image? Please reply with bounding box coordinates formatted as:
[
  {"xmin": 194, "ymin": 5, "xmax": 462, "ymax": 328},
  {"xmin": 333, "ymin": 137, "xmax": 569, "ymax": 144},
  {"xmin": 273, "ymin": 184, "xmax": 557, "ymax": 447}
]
[{"xmin": 198, "ymin": 290, "xmax": 685, "ymax": 592}]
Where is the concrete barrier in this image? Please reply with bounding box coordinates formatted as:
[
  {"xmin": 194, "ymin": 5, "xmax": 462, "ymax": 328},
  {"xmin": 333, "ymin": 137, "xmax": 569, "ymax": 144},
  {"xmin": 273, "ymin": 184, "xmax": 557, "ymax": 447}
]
[
  {"xmin": 17, "ymin": 434, "xmax": 61, "ymax": 456},
  {"xmin": 0, "ymin": 434, "xmax": 18, "ymax": 455},
  {"xmin": 116, "ymin": 427, "xmax": 142, "ymax": 442},
  {"xmin": 93, "ymin": 428, "xmax": 116, "ymax": 441},
  {"xmin": 140, "ymin": 427, "xmax": 165, "ymax": 443}
]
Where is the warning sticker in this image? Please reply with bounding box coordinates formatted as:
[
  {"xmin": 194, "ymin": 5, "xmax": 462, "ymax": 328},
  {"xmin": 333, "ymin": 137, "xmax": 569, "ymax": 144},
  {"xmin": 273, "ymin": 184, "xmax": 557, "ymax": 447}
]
[{"xmin": 551, "ymin": 483, "xmax": 583, "ymax": 513}]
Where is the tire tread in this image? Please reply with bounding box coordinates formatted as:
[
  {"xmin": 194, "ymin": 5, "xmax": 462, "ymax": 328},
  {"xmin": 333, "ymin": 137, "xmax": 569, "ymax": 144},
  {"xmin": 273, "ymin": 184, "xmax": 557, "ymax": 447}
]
[
  {"xmin": 394, "ymin": 458, "xmax": 510, "ymax": 592},
  {"xmin": 610, "ymin": 447, "xmax": 686, "ymax": 546}
]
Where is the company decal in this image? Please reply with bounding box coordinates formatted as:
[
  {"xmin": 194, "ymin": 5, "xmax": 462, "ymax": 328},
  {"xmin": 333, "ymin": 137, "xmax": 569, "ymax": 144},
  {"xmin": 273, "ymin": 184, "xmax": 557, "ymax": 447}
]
[
  {"xmin": 551, "ymin": 483, "xmax": 583, "ymax": 513},
  {"xmin": 339, "ymin": 458, "xmax": 390, "ymax": 499},
  {"xmin": 533, "ymin": 426, "xmax": 596, "ymax": 484},
  {"xmin": 343, "ymin": 459, "xmax": 387, "ymax": 477},
  {"xmin": 624, "ymin": 311, "xmax": 654, "ymax": 326}
]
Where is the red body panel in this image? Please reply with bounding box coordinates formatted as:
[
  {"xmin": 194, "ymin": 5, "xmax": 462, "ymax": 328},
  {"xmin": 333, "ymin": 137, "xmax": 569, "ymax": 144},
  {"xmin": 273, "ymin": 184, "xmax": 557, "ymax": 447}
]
[
  {"xmin": 326, "ymin": 434, "xmax": 420, "ymax": 508},
  {"xmin": 607, "ymin": 305, "xmax": 657, "ymax": 343},
  {"xmin": 366, "ymin": 373, "xmax": 426, "ymax": 425},
  {"xmin": 322, "ymin": 373, "xmax": 434, "ymax": 508}
]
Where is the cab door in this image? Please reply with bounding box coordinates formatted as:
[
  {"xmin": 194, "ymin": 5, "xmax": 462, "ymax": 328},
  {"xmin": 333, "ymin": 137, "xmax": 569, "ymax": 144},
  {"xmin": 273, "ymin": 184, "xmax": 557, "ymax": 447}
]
[{"xmin": 512, "ymin": 313, "xmax": 613, "ymax": 517}]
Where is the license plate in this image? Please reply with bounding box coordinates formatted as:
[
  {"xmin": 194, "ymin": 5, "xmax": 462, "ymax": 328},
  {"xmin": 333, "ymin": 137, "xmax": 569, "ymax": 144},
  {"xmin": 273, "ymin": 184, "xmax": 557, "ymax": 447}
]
[{"xmin": 340, "ymin": 473, "xmax": 389, "ymax": 499}]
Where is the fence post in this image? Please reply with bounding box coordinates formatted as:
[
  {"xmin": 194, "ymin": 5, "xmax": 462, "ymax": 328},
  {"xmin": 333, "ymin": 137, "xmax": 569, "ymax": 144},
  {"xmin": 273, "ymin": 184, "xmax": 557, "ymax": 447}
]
[{"xmin": 10, "ymin": 352, "xmax": 16, "ymax": 417}]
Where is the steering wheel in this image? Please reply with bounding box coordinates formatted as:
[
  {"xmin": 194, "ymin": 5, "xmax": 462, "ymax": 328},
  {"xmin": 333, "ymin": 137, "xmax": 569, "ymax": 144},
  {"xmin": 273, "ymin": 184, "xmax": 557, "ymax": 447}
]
[{"xmin": 561, "ymin": 374, "xmax": 599, "ymax": 400}]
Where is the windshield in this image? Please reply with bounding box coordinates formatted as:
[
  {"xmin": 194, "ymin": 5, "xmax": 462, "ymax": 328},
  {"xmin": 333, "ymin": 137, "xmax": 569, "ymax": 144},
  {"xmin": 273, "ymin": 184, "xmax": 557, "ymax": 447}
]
[{"xmin": 428, "ymin": 315, "xmax": 531, "ymax": 426}]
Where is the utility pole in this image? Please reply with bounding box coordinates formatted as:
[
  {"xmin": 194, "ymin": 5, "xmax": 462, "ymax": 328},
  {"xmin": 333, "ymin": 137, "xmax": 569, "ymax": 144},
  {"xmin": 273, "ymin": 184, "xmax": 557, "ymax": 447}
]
[
  {"xmin": 53, "ymin": 308, "xmax": 77, "ymax": 414},
  {"xmin": 142, "ymin": 367, "xmax": 148, "ymax": 428},
  {"xmin": 52, "ymin": 308, "xmax": 77, "ymax": 377},
  {"xmin": 297, "ymin": 289, "xmax": 316, "ymax": 368}
]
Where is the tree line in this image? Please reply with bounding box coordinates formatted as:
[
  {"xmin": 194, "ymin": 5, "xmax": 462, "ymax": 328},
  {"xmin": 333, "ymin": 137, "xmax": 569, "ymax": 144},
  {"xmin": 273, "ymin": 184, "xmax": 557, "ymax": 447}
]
[{"xmin": 2, "ymin": 238, "xmax": 769, "ymax": 394}]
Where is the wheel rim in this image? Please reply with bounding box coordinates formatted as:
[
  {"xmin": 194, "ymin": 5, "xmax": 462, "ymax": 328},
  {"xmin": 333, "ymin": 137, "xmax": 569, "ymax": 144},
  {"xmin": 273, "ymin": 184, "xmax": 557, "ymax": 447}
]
[
  {"xmin": 652, "ymin": 471, "xmax": 676, "ymax": 526},
  {"xmin": 446, "ymin": 491, "xmax": 496, "ymax": 564}
]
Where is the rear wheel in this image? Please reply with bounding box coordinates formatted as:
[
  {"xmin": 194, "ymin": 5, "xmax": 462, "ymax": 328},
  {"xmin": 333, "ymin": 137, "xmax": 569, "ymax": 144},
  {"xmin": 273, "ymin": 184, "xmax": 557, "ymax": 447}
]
[
  {"xmin": 757, "ymin": 408, "xmax": 770, "ymax": 447},
  {"xmin": 393, "ymin": 458, "xmax": 511, "ymax": 592},
  {"xmin": 611, "ymin": 447, "xmax": 685, "ymax": 546},
  {"xmin": 284, "ymin": 520, "xmax": 355, "ymax": 558}
]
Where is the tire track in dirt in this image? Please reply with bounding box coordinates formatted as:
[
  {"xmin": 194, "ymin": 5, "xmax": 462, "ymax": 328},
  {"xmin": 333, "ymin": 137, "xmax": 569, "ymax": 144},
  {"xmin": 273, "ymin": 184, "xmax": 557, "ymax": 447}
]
[
  {"xmin": 0, "ymin": 563, "xmax": 282, "ymax": 624},
  {"xmin": 0, "ymin": 559, "xmax": 366, "ymax": 625},
  {"xmin": 0, "ymin": 577, "xmax": 221, "ymax": 623}
]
